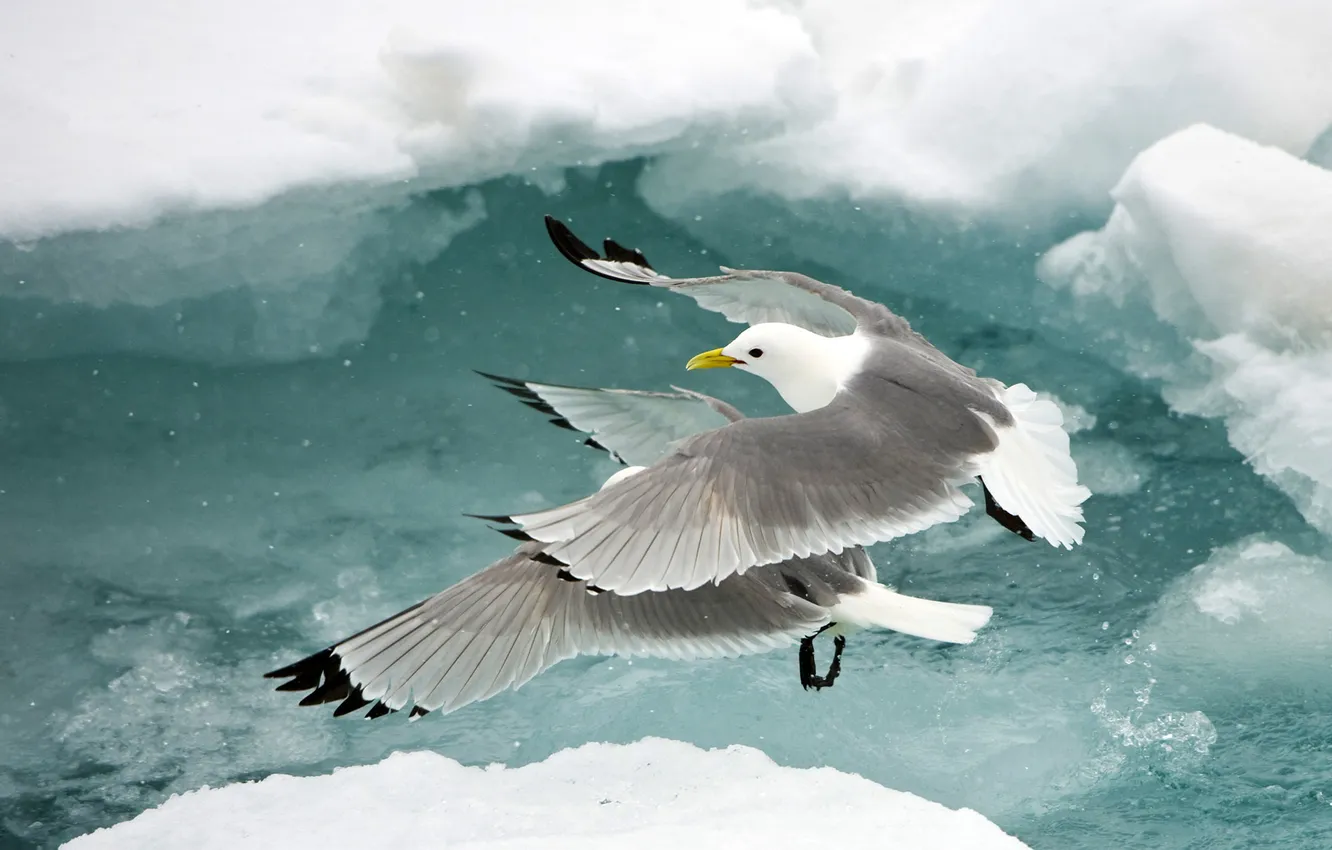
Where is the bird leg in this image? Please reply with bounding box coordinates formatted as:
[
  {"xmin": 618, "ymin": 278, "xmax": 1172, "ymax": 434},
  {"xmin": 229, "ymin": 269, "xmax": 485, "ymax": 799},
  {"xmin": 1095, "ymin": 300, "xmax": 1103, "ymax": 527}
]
[{"xmin": 799, "ymin": 625, "xmax": 846, "ymax": 691}]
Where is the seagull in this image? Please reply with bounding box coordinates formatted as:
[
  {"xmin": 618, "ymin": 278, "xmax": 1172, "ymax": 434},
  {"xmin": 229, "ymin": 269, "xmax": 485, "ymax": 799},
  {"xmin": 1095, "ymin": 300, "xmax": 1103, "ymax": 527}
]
[
  {"xmin": 265, "ymin": 375, "xmax": 993, "ymax": 719},
  {"xmin": 478, "ymin": 218, "xmax": 1091, "ymax": 597}
]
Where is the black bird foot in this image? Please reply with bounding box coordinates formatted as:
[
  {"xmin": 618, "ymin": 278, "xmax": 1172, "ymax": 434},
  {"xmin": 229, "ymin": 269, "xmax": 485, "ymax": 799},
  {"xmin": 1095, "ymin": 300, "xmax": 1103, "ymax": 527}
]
[{"xmin": 799, "ymin": 628, "xmax": 846, "ymax": 691}]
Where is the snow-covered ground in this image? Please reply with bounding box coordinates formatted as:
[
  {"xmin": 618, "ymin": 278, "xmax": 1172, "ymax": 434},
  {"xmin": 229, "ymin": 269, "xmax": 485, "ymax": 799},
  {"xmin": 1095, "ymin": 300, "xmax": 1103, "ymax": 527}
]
[{"xmin": 62, "ymin": 738, "xmax": 1028, "ymax": 850}]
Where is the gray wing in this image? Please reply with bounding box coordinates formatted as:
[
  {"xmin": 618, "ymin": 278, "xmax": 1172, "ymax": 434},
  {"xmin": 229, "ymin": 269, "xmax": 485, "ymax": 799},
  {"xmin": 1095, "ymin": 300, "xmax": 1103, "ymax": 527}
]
[
  {"xmin": 265, "ymin": 545, "xmax": 832, "ymax": 718},
  {"xmin": 478, "ymin": 372, "xmax": 741, "ymax": 466},
  {"xmin": 546, "ymin": 215, "xmax": 923, "ymax": 341},
  {"xmin": 505, "ymin": 349, "xmax": 1008, "ymax": 594}
]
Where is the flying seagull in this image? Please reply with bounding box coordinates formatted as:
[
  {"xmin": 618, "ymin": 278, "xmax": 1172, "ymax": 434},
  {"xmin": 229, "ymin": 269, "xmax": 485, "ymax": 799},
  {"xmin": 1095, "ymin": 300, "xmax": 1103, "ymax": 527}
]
[
  {"xmin": 265, "ymin": 376, "xmax": 993, "ymax": 718},
  {"xmin": 477, "ymin": 218, "xmax": 1091, "ymax": 597}
]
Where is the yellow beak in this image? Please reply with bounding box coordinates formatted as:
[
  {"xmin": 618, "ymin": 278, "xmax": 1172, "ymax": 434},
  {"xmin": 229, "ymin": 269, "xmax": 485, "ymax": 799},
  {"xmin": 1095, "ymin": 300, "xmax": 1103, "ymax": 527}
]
[{"xmin": 686, "ymin": 348, "xmax": 742, "ymax": 371}]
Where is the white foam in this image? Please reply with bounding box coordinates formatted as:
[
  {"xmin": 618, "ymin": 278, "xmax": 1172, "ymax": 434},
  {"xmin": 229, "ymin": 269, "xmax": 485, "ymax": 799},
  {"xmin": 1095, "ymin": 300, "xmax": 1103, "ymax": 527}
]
[
  {"xmin": 1040, "ymin": 124, "xmax": 1332, "ymax": 531},
  {"xmin": 62, "ymin": 738, "xmax": 1029, "ymax": 850}
]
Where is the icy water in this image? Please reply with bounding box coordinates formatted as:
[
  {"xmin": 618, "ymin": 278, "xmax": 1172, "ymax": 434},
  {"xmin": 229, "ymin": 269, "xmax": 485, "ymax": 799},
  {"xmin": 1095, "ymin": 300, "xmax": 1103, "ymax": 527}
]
[{"xmin": 1, "ymin": 167, "xmax": 1329, "ymax": 849}]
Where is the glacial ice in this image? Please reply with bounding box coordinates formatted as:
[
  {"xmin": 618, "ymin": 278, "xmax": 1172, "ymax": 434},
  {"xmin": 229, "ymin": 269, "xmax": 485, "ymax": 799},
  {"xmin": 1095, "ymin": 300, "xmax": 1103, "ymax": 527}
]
[
  {"xmin": 1040, "ymin": 124, "xmax": 1332, "ymax": 532},
  {"xmin": 642, "ymin": 0, "xmax": 1332, "ymax": 222},
  {"xmin": 62, "ymin": 739, "xmax": 1029, "ymax": 850},
  {"xmin": 0, "ymin": 0, "xmax": 824, "ymax": 243}
]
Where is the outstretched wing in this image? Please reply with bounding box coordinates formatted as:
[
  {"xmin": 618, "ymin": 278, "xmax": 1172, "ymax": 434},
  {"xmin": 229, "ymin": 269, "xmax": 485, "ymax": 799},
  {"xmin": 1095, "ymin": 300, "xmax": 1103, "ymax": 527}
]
[
  {"xmin": 545, "ymin": 216, "xmax": 922, "ymax": 340},
  {"xmin": 501, "ymin": 367, "xmax": 1004, "ymax": 595},
  {"xmin": 478, "ymin": 371, "xmax": 741, "ymax": 466},
  {"xmin": 265, "ymin": 545, "xmax": 830, "ymax": 718}
]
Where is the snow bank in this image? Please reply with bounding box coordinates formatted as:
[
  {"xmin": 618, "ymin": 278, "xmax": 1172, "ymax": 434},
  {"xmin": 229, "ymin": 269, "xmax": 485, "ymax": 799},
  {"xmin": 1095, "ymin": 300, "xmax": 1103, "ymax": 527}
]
[
  {"xmin": 1039, "ymin": 124, "xmax": 1332, "ymax": 532},
  {"xmin": 643, "ymin": 0, "xmax": 1332, "ymax": 221},
  {"xmin": 6, "ymin": 0, "xmax": 1332, "ymax": 244},
  {"xmin": 0, "ymin": 0, "xmax": 822, "ymax": 242},
  {"xmin": 62, "ymin": 738, "xmax": 1028, "ymax": 850}
]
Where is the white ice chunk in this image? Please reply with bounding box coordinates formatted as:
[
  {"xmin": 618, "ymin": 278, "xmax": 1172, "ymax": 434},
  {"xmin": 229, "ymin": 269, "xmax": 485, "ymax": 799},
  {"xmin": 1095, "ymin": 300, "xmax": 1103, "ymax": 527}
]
[
  {"xmin": 8, "ymin": 0, "xmax": 1332, "ymax": 242},
  {"xmin": 1040, "ymin": 124, "xmax": 1332, "ymax": 531},
  {"xmin": 62, "ymin": 738, "xmax": 1029, "ymax": 850},
  {"xmin": 643, "ymin": 0, "xmax": 1332, "ymax": 221},
  {"xmin": 0, "ymin": 0, "xmax": 825, "ymax": 242},
  {"xmin": 1139, "ymin": 538, "xmax": 1332, "ymax": 687}
]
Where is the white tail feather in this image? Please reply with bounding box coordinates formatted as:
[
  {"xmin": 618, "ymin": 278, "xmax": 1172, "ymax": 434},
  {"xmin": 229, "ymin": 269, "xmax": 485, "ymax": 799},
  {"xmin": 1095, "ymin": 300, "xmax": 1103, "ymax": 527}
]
[
  {"xmin": 829, "ymin": 581, "xmax": 993, "ymax": 644},
  {"xmin": 977, "ymin": 384, "xmax": 1091, "ymax": 549}
]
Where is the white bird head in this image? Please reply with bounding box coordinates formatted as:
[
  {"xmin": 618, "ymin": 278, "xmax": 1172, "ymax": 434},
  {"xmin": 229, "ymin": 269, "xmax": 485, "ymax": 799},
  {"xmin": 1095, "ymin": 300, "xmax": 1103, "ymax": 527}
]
[{"xmin": 686, "ymin": 323, "xmax": 869, "ymax": 413}]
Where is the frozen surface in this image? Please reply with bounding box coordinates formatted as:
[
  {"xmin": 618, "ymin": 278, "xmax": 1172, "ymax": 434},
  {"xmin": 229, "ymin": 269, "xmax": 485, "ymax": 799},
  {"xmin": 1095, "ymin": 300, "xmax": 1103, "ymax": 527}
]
[
  {"xmin": 62, "ymin": 738, "xmax": 1028, "ymax": 849},
  {"xmin": 7, "ymin": 0, "xmax": 1331, "ymax": 243},
  {"xmin": 0, "ymin": 0, "xmax": 822, "ymax": 243},
  {"xmin": 1040, "ymin": 124, "xmax": 1332, "ymax": 532},
  {"xmin": 641, "ymin": 0, "xmax": 1332, "ymax": 222}
]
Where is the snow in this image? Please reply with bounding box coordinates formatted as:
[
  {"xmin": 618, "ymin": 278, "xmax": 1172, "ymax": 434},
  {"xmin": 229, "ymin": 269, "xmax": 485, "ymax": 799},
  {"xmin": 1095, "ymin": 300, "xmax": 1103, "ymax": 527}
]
[
  {"xmin": 1039, "ymin": 124, "xmax": 1332, "ymax": 532},
  {"xmin": 6, "ymin": 0, "xmax": 1332, "ymax": 245},
  {"xmin": 61, "ymin": 738, "xmax": 1029, "ymax": 850},
  {"xmin": 0, "ymin": 0, "xmax": 822, "ymax": 243},
  {"xmin": 642, "ymin": 0, "xmax": 1332, "ymax": 221}
]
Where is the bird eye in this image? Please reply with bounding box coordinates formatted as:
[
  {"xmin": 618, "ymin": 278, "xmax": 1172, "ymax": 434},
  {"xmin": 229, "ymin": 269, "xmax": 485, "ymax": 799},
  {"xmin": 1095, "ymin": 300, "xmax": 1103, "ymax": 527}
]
[{"xmin": 748, "ymin": 348, "xmax": 763, "ymax": 358}]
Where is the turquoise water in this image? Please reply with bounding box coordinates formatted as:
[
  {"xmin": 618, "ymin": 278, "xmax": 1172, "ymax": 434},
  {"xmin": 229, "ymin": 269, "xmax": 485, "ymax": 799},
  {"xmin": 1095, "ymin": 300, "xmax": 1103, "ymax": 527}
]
[{"xmin": 1, "ymin": 168, "xmax": 1328, "ymax": 848}]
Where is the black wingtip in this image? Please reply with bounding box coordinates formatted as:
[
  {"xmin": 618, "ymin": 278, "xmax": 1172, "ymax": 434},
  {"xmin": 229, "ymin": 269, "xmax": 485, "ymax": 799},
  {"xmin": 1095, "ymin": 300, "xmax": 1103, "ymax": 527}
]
[
  {"xmin": 332, "ymin": 690, "xmax": 371, "ymax": 717},
  {"xmin": 365, "ymin": 701, "xmax": 396, "ymax": 719},
  {"xmin": 544, "ymin": 215, "xmax": 654, "ymax": 284},
  {"xmin": 268, "ymin": 648, "xmax": 408, "ymax": 721},
  {"xmin": 980, "ymin": 478, "xmax": 1036, "ymax": 542},
  {"xmin": 555, "ymin": 568, "xmax": 607, "ymax": 594},
  {"xmin": 496, "ymin": 527, "xmax": 535, "ymax": 542},
  {"xmin": 475, "ymin": 369, "xmax": 626, "ymax": 452},
  {"xmin": 603, "ymin": 238, "xmax": 653, "ymax": 270},
  {"xmin": 473, "ymin": 369, "xmax": 528, "ymax": 388},
  {"xmin": 582, "ymin": 436, "xmax": 625, "ymax": 464},
  {"xmin": 266, "ymin": 647, "xmax": 335, "ymax": 682},
  {"xmin": 463, "ymin": 512, "xmax": 516, "ymax": 524},
  {"xmin": 545, "ymin": 215, "xmax": 602, "ymax": 265}
]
